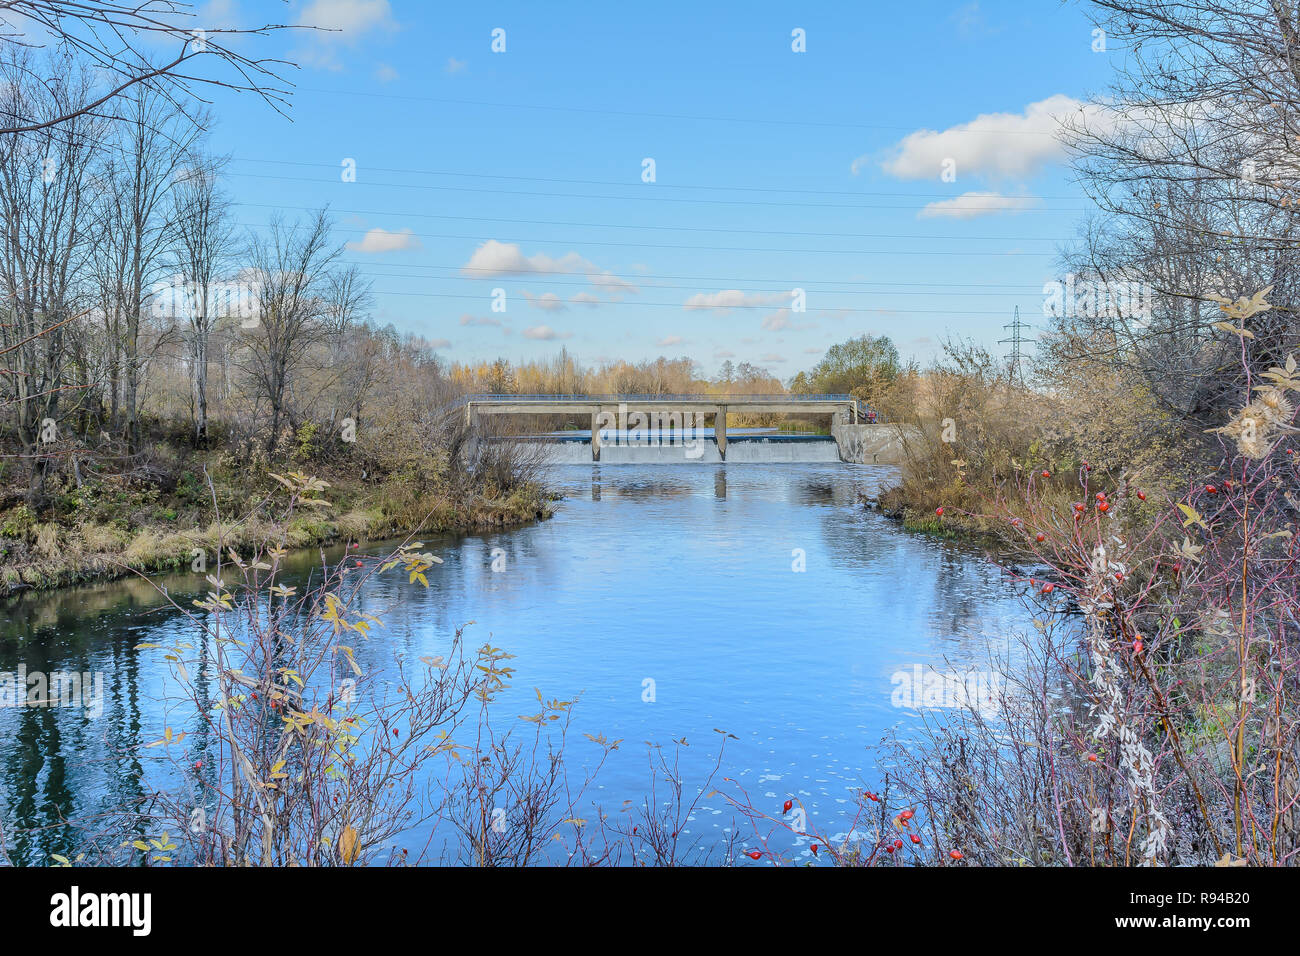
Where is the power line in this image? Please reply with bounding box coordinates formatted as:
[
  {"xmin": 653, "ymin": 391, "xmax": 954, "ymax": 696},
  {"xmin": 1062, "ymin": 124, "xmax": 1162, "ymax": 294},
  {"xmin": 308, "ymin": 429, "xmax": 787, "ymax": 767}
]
[
  {"xmin": 229, "ymin": 156, "xmax": 1086, "ymax": 202},
  {"xmin": 355, "ymin": 270, "xmax": 1043, "ymax": 297},
  {"xmin": 333, "ymin": 260, "xmax": 1051, "ymax": 290},
  {"xmin": 230, "ymin": 200, "xmax": 1071, "ymax": 243},
  {"xmin": 294, "ymin": 85, "xmax": 1073, "ymax": 137},
  {"xmin": 359, "ymin": 288, "xmax": 1021, "ymax": 315},
  {"xmin": 232, "ymin": 220, "xmax": 1055, "ymax": 257},
  {"xmin": 225, "ymin": 171, "xmax": 1089, "ymax": 212}
]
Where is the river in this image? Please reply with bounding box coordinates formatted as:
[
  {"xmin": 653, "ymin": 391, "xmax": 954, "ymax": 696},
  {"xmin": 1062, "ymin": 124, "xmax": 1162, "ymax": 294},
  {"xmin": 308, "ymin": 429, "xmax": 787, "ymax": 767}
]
[{"xmin": 0, "ymin": 462, "xmax": 1032, "ymax": 865}]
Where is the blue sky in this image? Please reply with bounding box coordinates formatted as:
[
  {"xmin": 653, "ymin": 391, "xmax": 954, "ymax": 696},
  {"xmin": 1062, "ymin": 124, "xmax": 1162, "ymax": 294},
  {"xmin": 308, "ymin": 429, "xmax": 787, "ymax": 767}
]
[{"xmin": 200, "ymin": 0, "xmax": 1117, "ymax": 377}]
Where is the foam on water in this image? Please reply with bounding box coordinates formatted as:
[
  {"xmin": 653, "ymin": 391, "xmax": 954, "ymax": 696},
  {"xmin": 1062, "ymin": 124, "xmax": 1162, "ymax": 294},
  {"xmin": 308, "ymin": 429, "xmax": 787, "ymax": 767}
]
[{"xmin": 524, "ymin": 438, "xmax": 840, "ymax": 464}]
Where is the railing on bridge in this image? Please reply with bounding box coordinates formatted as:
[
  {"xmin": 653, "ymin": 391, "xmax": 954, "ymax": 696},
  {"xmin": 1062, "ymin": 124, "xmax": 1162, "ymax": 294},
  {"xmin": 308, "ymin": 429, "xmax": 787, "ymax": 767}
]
[{"xmin": 439, "ymin": 393, "xmax": 881, "ymax": 423}]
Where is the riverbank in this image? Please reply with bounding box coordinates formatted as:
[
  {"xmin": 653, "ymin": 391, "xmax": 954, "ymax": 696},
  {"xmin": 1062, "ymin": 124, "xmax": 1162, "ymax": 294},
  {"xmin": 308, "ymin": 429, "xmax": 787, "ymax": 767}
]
[{"xmin": 0, "ymin": 453, "xmax": 551, "ymax": 597}]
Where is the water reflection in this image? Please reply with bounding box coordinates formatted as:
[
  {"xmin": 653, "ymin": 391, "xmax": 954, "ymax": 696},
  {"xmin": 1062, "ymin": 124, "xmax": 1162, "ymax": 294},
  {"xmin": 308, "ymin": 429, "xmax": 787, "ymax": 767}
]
[{"xmin": 0, "ymin": 463, "xmax": 1031, "ymax": 864}]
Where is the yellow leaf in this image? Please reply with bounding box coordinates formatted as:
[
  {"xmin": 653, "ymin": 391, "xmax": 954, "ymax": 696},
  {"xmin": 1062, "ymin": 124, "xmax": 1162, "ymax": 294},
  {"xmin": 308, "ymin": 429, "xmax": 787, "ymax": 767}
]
[
  {"xmin": 340, "ymin": 825, "xmax": 360, "ymax": 865},
  {"xmin": 1177, "ymin": 503, "xmax": 1207, "ymax": 529}
]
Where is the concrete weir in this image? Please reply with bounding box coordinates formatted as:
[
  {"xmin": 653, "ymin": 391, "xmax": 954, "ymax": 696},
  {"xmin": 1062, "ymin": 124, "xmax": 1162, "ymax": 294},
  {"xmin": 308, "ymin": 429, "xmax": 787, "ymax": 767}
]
[{"xmin": 454, "ymin": 393, "xmax": 908, "ymax": 464}]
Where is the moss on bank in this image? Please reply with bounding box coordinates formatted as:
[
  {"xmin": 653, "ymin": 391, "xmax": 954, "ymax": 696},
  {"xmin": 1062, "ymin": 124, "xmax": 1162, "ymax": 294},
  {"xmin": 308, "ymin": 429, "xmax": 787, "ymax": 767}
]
[{"xmin": 0, "ymin": 456, "xmax": 552, "ymax": 598}]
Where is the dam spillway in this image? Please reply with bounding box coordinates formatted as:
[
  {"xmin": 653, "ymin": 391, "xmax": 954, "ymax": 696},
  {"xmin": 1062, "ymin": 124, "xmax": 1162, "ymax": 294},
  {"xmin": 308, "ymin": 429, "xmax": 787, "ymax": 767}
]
[{"xmin": 521, "ymin": 431, "xmax": 843, "ymax": 465}]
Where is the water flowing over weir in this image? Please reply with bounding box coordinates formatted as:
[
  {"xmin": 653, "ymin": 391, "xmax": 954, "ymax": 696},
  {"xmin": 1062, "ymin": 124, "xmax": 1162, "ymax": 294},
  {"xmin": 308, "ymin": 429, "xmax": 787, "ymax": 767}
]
[{"xmin": 520, "ymin": 431, "xmax": 843, "ymax": 464}]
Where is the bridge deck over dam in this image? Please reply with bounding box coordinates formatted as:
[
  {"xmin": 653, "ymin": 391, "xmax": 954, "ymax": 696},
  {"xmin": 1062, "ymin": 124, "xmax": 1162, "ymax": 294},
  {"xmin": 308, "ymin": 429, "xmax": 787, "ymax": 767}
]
[{"xmin": 443, "ymin": 393, "xmax": 902, "ymax": 462}]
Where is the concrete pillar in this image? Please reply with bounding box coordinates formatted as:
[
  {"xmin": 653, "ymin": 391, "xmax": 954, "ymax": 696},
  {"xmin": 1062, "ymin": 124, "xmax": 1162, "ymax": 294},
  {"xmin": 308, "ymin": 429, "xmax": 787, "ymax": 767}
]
[
  {"xmin": 715, "ymin": 406, "xmax": 727, "ymax": 460},
  {"xmin": 591, "ymin": 411, "xmax": 602, "ymax": 461}
]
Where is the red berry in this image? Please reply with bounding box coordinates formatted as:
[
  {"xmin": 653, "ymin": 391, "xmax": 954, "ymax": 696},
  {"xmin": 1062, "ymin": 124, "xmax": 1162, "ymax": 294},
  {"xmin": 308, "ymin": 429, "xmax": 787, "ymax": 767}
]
[
  {"xmin": 1087, "ymin": 754, "xmax": 1098, "ymax": 762},
  {"xmin": 747, "ymin": 850, "xmax": 762, "ymax": 860},
  {"xmin": 810, "ymin": 843, "xmax": 819, "ymax": 855},
  {"xmin": 1040, "ymin": 582, "xmax": 1055, "ymax": 595},
  {"xmin": 1134, "ymin": 639, "xmax": 1143, "ymax": 653},
  {"xmin": 1074, "ymin": 503, "xmax": 1085, "ymax": 512},
  {"xmin": 935, "ymin": 507, "xmax": 944, "ymax": 516},
  {"xmin": 900, "ymin": 809, "xmax": 914, "ymax": 821},
  {"xmin": 1041, "ymin": 470, "xmax": 1051, "ymax": 478},
  {"xmin": 894, "ymin": 839, "xmax": 904, "ymax": 849},
  {"xmin": 1114, "ymin": 572, "xmax": 1123, "ymax": 582},
  {"xmin": 1205, "ymin": 485, "xmax": 1217, "ymax": 494},
  {"xmin": 1036, "ymin": 533, "xmax": 1045, "ymax": 542},
  {"xmin": 783, "ymin": 799, "xmax": 793, "ymax": 814},
  {"xmin": 1136, "ymin": 491, "xmax": 1146, "ymax": 501},
  {"xmin": 1098, "ymin": 502, "xmax": 1109, "ymax": 512},
  {"xmin": 885, "ymin": 845, "xmax": 895, "ymax": 854},
  {"xmin": 950, "ymin": 850, "xmax": 964, "ymax": 860},
  {"xmin": 910, "ymin": 834, "xmax": 921, "ymax": 844}
]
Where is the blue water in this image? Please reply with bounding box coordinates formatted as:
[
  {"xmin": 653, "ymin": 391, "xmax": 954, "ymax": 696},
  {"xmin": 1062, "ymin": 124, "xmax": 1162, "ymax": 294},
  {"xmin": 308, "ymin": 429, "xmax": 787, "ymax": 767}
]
[{"xmin": 0, "ymin": 463, "xmax": 1030, "ymax": 864}]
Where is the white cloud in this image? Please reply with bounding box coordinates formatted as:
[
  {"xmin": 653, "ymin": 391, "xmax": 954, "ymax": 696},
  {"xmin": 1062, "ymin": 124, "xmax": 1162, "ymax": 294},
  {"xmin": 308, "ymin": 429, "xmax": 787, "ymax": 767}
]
[
  {"xmin": 345, "ymin": 227, "xmax": 421, "ymax": 253},
  {"xmin": 446, "ymin": 57, "xmax": 467, "ymax": 74},
  {"xmin": 713, "ymin": 348, "xmax": 735, "ymax": 359},
  {"xmin": 427, "ymin": 338, "xmax": 450, "ymax": 349},
  {"xmin": 523, "ymin": 291, "xmax": 567, "ymax": 312},
  {"xmin": 197, "ymin": 0, "xmax": 242, "ymax": 29},
  {"xmin": 657, "ymin": 335, "xmax": 684, "ymax": 347},
  {"xmin": 459, "ymin": 314, "xmax": 503, "ymax": 327},
  {"xmin": 867, "ymin": 94, "xmax": 1106, "ymax": 180},
  {"xmin": 760, "ymin": 309, "xmax": 814, "ymax": 332},
  {"xmin": 588, "ymin": 271, "xmax": 639, "ymax": 297},
  {"xmin": 461, "ymin": 240, "xmax": 597, "ymax": 278},
  {"xmin": 684, "ymin": 289, "xmax": 793, "ymax": 312},
  {"xmin": 301, "ymin": 0, "xmax": 395, "ymax": 35},
  {"xmin": 917, "ymin": 191, "xmax": 1043, "ymax": 219},
  {"xmin": 460, "ymin": 242, "xmax": 638, "ymax": 306},
  {"xmin": 949, "ymin": 2, "xmax": 1002, "ymax": 37},
  {"xmin": 522, "ymin": 325, "xmax": 572, "ymax": 341},
  {"xmin": 297, "ymin": 0, "xmax": 397, "ymax": 68},
  {"xmin": 374, "ymin": 63, "xmax": 398, "ymax": 82},
  {"xmin": 760, "ymin": 353, "xmax": 787, "ymax": 364}
]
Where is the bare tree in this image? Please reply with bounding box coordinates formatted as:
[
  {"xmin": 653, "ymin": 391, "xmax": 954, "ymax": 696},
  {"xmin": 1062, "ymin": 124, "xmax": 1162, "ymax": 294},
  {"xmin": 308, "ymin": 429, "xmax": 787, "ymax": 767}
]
[
  {"xmin": 0, "ymin": 0, "xmax": 305, "ymax": 135},
  {"xmin": 242, "ymin": 209, "xmax": 345, "ymax": 455},
  {"xmin": 0, "ymin": 48, "xmax": 100, "ymax": 504},
  {"xmin": 169, "ymin": 153, "xmax": 232, "ymax": 445},
  {"xmin": 97, "ymin": 81, "xmax": 202, "ymax": 450},
  {"xmin": 323, "ymin": 264, "xmax": 374, "ymax": 435},
  {"xmin": 1053, "ymin": 0, "xmax": 1300, "ymax": 441}
]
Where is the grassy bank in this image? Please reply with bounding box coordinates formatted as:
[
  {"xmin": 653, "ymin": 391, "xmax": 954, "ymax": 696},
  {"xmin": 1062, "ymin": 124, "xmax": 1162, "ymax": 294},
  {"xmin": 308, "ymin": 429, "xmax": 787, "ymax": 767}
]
[{"xmin": 0, "ymin": 446, "xmax": 551, "ymax": 597}]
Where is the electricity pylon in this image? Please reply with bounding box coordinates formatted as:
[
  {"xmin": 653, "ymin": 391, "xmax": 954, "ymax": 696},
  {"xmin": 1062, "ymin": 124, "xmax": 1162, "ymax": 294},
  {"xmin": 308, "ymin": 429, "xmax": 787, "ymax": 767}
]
[{"xmin": 999, "ymin": 307, "xmax": 1027, "ymax": 384}]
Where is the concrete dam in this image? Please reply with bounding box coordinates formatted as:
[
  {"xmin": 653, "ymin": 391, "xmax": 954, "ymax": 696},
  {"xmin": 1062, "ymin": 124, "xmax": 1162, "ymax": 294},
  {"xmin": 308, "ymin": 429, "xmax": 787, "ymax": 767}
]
[
  {"xmin": 447, "ymin": 394, "xmax": 912, "ymax": 465},
  {"xmin": 530, "ymin": 430, "xmax": 845, "ymax": 464}
]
